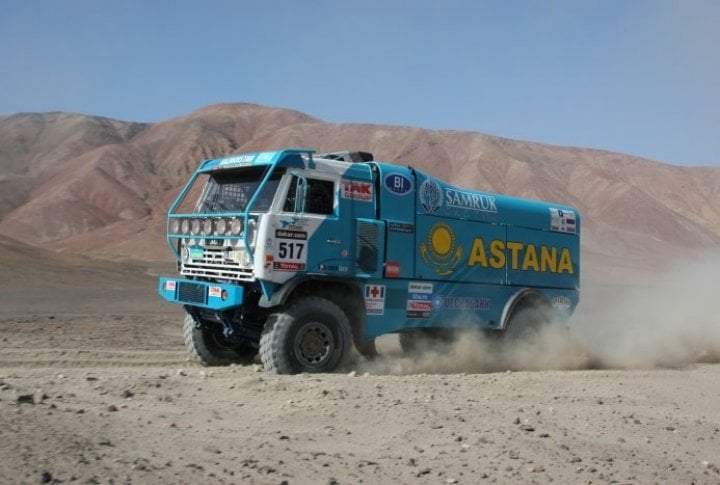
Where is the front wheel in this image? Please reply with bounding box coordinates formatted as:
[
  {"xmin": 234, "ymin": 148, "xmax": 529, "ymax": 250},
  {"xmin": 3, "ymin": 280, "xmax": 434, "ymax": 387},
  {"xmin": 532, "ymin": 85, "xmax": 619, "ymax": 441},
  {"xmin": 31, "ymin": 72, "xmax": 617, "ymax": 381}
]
[
  {"xmin": 183, "ymin": 314, "xmax": 257, "ymax": 366},
  {"xmin": 259, "ymin": 297, "xmax": 352, "ymax": 374}
]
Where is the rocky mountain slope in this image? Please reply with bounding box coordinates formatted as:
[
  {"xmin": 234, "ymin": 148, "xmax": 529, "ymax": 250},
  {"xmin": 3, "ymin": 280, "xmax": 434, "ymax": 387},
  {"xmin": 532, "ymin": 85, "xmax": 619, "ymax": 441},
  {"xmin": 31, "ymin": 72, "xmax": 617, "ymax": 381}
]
[{"xmin": 1, "ymin": 103, "xmax": 718, "ymax": 282}]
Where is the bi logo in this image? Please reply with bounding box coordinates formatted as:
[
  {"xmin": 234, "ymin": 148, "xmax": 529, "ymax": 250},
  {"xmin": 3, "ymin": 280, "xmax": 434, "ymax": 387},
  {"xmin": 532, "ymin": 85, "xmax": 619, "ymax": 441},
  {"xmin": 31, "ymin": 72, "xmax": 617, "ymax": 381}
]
[{"xmin": 383, "ymin": 173, "xmax": 413, "ymax": 196}]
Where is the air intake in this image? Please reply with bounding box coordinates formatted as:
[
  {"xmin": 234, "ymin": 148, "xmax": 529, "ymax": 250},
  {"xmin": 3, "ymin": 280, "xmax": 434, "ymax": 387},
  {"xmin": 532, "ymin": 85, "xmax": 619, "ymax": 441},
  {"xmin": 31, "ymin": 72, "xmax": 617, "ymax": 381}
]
[
  {"xmin": 315, "ymin": 151, "xmax": 374, "ymax": 163},
  {"xmin": 357, "ymin": 220, "xmax": 379, "ymax": 273}
]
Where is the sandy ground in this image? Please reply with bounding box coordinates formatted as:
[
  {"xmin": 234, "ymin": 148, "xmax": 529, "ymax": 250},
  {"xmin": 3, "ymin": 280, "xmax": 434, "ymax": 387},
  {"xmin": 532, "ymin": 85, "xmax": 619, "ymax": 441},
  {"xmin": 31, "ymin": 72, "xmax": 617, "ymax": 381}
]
[{"xmin": 1, "ymin": 272, "xmax": 720, "ymax": 484}]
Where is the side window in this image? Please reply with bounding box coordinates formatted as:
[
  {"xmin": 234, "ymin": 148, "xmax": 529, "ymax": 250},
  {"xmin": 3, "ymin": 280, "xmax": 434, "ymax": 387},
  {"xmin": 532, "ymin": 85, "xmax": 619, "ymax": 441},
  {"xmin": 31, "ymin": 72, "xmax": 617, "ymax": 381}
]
[{"xmin": 283, "ymin": 176, "xmax": 335, "ymax": 215}]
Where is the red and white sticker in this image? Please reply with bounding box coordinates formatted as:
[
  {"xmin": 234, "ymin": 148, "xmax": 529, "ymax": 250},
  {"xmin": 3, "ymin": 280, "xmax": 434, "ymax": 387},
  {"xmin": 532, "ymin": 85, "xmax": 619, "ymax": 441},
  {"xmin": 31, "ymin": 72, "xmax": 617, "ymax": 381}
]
[
  {"xmin": 341, "ymin": 180, "xmax": 373, "ymax": 202},
  {"xmin": 385, "ymin": 261, "xmax": 400, "ymax": 278},
  {"xmin": 364, "ymin": 284, "xmax": 386, "ymax": 315},
  {"xmin": 164, "ymin": 280, "xmax": 176, "ymax": 292},
  {"xmin": 209, "ymin": 286, "xmax": 222, "ymax": 298}
]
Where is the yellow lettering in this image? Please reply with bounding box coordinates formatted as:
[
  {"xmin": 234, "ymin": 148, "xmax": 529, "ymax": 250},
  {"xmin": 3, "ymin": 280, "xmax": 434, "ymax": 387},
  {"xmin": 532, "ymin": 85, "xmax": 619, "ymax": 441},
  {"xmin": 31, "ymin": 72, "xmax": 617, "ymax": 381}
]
[
  {"xmin": 467, "ymin": 238, "xmax": 488, "ymax": 267},
  {"xmin": 489, "ymin": 240, "xmax": 506, "ymax": 269},
  {"xmin": 540, "ymin": 245, "xmax": 557, "ymax": 273},
  {"xmin": 557, "ymin": 248, "xmax": 574, "ymax": 274},
  {"xmin": 506, "ymin": 241, "xmax": 523, "ymax": 269},
  {"xmin": 522, "ymin": 244, "xmax": 539, "ymax": 271}
]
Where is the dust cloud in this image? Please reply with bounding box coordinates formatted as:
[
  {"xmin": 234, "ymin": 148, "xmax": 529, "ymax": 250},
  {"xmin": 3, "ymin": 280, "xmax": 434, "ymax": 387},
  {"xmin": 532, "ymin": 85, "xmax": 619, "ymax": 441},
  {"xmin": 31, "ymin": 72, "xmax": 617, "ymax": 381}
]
[
  {"xmin": 572, "ymin": 253, "xmax": 720, "ymax": 369},
  {"xmin": 356, "ymin": 254, "xmax": 720, "ymax": 375}
]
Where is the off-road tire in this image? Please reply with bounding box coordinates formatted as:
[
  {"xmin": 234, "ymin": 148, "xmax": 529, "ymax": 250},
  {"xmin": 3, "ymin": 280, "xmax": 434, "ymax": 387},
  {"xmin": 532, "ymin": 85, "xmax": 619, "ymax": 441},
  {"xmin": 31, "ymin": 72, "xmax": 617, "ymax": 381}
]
[
  {"xmin": 354, "ymin": 338, "xmax": 378, "ymax": 359},
  {"xmin": 259, "ymin": 296, "xmax": 352, "ymax": 374},
  {"xmin": 500, "ymin": 301, "xmax": 553, "ymax": 344},
  {"xmin": 183, "ymin": 314, "xmax": 257, "ymax": 366}
]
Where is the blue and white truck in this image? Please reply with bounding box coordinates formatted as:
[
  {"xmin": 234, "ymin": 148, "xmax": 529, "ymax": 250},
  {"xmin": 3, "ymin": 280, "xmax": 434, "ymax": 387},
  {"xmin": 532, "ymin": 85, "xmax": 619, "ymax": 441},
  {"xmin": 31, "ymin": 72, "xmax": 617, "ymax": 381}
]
[{"xmin": 159, "ymin": 149, "xmax": 580, "ymax": 374}]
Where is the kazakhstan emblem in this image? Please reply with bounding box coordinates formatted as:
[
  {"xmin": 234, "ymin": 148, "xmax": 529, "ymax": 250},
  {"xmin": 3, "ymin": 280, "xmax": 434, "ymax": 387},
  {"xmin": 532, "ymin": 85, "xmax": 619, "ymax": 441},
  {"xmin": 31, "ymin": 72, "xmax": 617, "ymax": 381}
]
[{"xmin": 420, "ymin": 222, "xmax": 463, "ymax": 275}]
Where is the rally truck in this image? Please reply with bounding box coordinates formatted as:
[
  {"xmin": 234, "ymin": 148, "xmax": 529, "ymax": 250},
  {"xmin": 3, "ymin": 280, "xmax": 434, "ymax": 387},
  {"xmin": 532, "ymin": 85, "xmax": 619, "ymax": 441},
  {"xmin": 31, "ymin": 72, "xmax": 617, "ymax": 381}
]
[{"xmin": 158, "ymin": 148, "xmax": 580, "ymax": 374}]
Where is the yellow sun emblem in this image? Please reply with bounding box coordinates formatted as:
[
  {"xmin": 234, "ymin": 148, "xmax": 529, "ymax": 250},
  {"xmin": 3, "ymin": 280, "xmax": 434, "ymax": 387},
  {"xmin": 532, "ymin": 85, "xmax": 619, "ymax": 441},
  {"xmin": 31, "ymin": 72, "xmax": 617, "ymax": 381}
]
[{"xmin": 420, "ymin": 222, "xmax": 463, "ymax": 275}]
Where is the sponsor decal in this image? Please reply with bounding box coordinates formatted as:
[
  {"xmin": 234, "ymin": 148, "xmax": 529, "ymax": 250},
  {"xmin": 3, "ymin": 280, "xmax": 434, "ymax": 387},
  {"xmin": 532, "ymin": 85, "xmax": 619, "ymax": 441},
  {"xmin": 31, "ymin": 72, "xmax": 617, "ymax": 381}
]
[
  {"xmin": 341, "ymin": 180, "xmax": 373, "ymax": 202},
  {"xmin": 432, "ymin": 295, "xmax": 491, "ymax": 311},
  {"xmin": 407, "ymin": 282, "xmax": 433, "ymax": 319},
  {"xmin": 364, "ymin": 285, "xmax": 386, "ymax": 315},
  {"xmin": 320, "ymin": 264, "xmax": 350, "ymax": 272},
  {"xmin": 279, "ymin": 216, "xmax": 308, "ymax": 230},
  {"xmin": 273, "ymin": 221, "xmax": 309, "ymax": 273},
  {"xmin": 551, "ymin": 295, "xmax": 572, "ymax": 311},
  {"xmin": 419, "ymin": 178, "xmax": 443, "ymax": 213},
  {"xmin": 550, "ymin": 208, "xmax": 576, "ymax": 234},
  {"xmin": 273, "ymin": 261, "xmax": 305, "ymax": 271},
  {"xmin": 445, "ymin": 188, "xmax": 497, "ymax": 213},
  {"xmin": 164, "ymin": 280, "xmax": 176, "ymax": 292},
  {"xmin": 219, "ymin": 154, "xmax": 255, "ymax": 167},
  {"xmin": 264, "ymin": 254, "xmax": 273, "ymax": 269},
  {"xmin": 275, "ymin": 229, "xmax": 307, "ymax": 240},
  {"xmin": 420, "ymin": 222, "xmax": 463, "ymax": 276},
  {"xmin": 254, "ymin": 152, "xmax": 275, "ymax": 163},
  {"xmin": 383, "ymin": 173, "xmax": 413, "ymax": 195},
  {"xmin": 388, "ymin": 222, "xmax": 414, "ymax": 234},
  {"xmin": 409, "ymin": 282, "xmax": 433, "ymax": 293},
  {"xmin": 467, "ymin": 238, "xmax": 575, "ymax": 274},
  {"xmin": 208, "ymin": 286, "xmax": 222, "ymax": 298},
  {"xmin": 188, "ymin": 247, "xmax": 205, "ymax": 260},
  {"xmin": 385, "ymin": 261, "xmax": 401, "ymax": 278}
]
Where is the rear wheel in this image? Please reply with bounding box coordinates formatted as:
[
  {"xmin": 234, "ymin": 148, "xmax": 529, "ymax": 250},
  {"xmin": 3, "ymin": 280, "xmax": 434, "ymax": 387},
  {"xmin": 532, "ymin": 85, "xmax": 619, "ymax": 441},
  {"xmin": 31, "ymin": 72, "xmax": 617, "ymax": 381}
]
[
  {"xmin": 183, "ymin": 314, "xmax": 257, "ymax": 366},
  {"xmin": 259, "ymin": 296, "xmax": 352, "ymax": 374},
  {"xmin": 501, "ymin": 299, "xmax": 554, "ymax": 344}
]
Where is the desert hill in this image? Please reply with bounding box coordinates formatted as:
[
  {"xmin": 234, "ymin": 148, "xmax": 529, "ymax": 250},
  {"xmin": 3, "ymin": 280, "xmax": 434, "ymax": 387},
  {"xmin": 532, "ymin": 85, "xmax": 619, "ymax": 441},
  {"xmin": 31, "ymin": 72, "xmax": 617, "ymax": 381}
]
[
  {"xmin": 1, "ymin": 103, "xmax": 718, "ymax": 283},
  {"xmin": 0, "ymin": 233, "xmax": 153, "ymax": 290}
]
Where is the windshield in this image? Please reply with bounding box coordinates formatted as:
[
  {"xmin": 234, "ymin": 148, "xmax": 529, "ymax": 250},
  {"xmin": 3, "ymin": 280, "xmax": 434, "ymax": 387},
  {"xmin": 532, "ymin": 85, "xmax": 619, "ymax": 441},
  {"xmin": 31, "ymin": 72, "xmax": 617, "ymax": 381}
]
[{"xmin": 174, "ymin": 167, "xmax": 284, "ymax": 214}]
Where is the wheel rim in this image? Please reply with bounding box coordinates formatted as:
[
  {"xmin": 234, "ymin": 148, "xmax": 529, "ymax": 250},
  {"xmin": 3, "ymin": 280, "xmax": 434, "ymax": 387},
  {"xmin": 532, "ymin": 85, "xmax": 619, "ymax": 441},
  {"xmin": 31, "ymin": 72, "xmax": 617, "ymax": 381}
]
[{"xmin": 294, "ymin": 321, "xmax": 335, "ymax": 369}]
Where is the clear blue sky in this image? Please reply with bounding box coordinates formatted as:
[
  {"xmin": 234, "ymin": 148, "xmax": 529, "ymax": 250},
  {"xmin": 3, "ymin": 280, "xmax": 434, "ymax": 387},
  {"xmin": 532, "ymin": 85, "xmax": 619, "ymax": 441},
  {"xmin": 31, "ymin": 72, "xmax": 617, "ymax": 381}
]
[{"xmin": 1, "ymin": 1, "xmax": 718, "ymax": 166}]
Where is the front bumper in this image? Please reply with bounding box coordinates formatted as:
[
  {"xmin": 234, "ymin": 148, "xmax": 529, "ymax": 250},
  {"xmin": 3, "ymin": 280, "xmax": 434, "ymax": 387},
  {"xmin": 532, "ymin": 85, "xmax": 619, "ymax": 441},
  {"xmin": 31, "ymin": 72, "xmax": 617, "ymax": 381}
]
[{"xmin": 158, "ymin": 277, "xmax": 244, "ymax": 310}]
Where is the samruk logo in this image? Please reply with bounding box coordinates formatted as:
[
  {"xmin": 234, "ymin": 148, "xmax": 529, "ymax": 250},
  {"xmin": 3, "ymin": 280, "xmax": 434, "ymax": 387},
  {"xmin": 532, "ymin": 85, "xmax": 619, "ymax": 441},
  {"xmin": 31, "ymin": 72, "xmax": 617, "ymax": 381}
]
[
  {"xmin": 419, "ymin": 179, "xmax": 442, "ymax": 213},
  {"xmin": 420, "ymin": 222, "xmax": 463, "ymax": 275}
]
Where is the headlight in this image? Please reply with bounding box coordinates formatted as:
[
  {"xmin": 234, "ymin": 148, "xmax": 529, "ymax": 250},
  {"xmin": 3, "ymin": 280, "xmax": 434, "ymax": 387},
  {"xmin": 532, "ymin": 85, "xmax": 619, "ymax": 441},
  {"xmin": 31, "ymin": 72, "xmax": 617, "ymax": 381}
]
[
  {"xmin": 182, "ymin": 247, "xmax": 190, "ymax": 262},
  {"xmin": 216, "ymin": 218, "xmax": 228, "ymax": 235},
  {"xmin": 169, "ymin": 219, "xmax": 180, "ymax": 234},
  {"xmin": 202, "ymin": 218, "xmax": 213, "ymax": 235},
  {"xmin": 230, "ymin": 218, "xmax": 243, "ymax": 236},
  {"xmin": 180, "ymin": 219, "xmax": 190, "ymax": 234},
  {"xmin": 190, "ymin": 219, "xmax": 201, "ymax": 235},
  {"xmin": 247, "ymin": 219, "xmax": 257, "ymax": 242}
]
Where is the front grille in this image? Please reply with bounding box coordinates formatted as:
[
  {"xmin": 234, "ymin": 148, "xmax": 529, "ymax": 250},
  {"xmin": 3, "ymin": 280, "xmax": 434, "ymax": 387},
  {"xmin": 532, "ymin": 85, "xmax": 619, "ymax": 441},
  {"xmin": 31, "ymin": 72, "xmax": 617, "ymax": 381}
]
[
  {"xmin": 177, "ymin": 281, "xmax": 207, "ymax": 305},
  {"xmin": 181, "ymin": 246, "xmax": 254, "ymax": 281}
]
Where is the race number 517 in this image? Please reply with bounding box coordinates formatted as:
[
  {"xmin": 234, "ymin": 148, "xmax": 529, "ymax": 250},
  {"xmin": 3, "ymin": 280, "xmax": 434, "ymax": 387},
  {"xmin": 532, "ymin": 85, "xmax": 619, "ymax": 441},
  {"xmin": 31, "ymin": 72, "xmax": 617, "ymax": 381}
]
[{"xmin": 278, "ymin": 241, "xmax": 304, "ymax": 259}]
